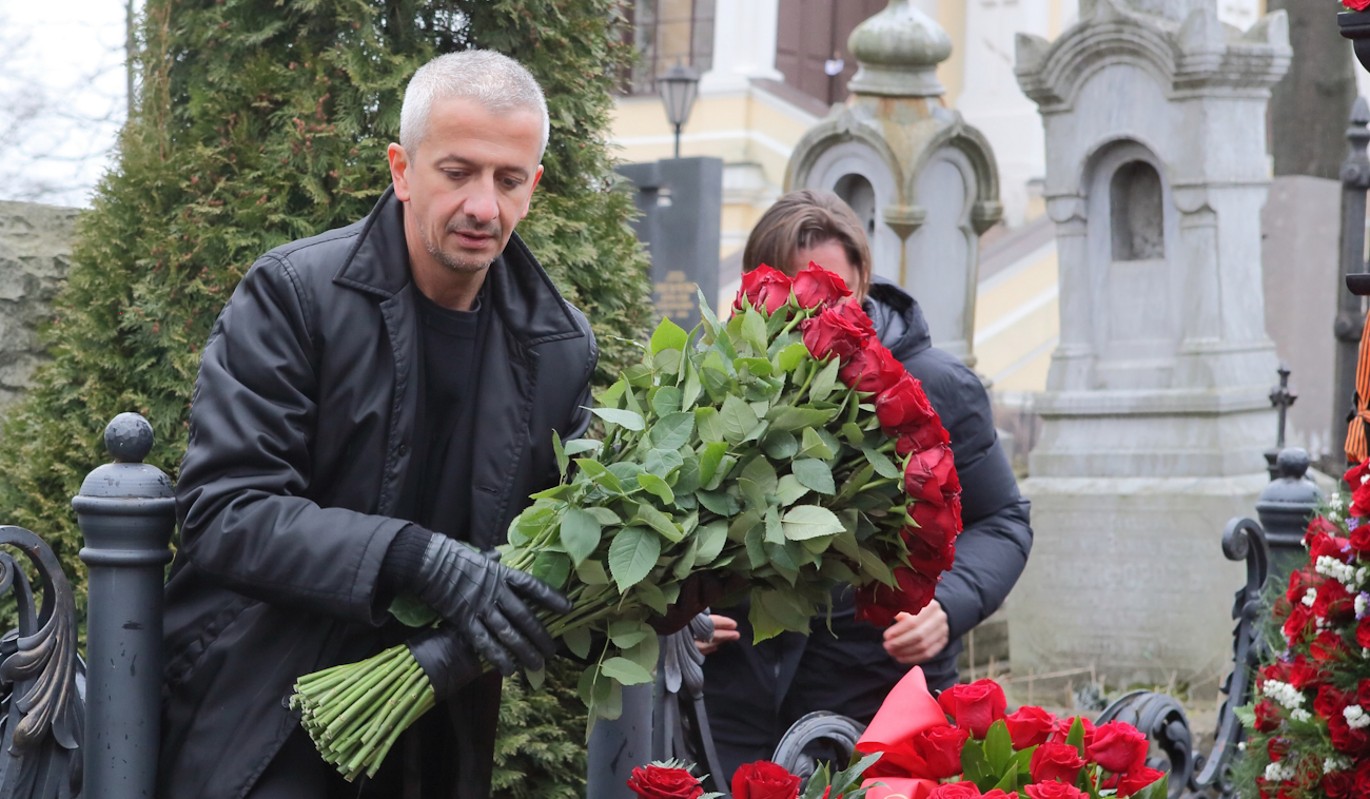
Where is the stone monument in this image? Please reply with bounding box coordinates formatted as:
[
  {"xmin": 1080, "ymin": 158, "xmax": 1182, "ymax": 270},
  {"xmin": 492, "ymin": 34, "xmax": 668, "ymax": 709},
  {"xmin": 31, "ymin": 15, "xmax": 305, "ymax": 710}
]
[
  {"xmin": 786, "ymin": 0, "xmax": 1002, "ymax": 367},
  {"xmin": 1010, "ymin": 0, "xmax": 1290, "ymax": 693}
]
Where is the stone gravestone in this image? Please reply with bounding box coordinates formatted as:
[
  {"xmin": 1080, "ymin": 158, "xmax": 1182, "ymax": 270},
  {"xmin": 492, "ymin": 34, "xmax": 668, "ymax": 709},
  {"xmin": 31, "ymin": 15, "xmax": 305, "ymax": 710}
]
[
  {"xmin": 0, "ymin": 201, "xmax": 78, "ymax": 439},
  {"xmin": 617, "ymin": 157, "xmax": 724, "ymax": 332},
  {"xmin": 785, "ymin": 0, "xmax": 1002, "ymax": 368},
  {"xmin": 1010, "ymin": 0, "xmax": 1290, "ymax": 695}
]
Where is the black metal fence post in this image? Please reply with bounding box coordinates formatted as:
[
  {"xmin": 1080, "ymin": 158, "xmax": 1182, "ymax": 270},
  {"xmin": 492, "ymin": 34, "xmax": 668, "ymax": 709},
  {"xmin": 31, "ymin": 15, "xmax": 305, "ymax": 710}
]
[
  {"xmin": 71, "ymin": 413, "xmax": 175, "ymax": 799},
  {"xmin": 1333, "ymin": 98, "xmax": 1370, "ymax": 468},
  {"xmin": 1254, "ymin": 447, "xmax": 1323, "ymax": 588}
]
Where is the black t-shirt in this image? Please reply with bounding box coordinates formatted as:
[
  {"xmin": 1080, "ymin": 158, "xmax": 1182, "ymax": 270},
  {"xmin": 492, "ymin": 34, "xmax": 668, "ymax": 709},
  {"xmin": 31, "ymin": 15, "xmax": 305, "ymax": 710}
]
[{"xmin": 408, "ymin": 288, "xmax": 486, "ymax": 539}]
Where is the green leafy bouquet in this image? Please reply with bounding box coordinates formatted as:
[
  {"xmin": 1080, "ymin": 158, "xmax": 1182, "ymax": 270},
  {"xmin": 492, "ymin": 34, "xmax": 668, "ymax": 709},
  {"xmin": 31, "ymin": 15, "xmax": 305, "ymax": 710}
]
[{"xmin": 290, "ymin": 263, "xmax": 964, "ymax": 781}]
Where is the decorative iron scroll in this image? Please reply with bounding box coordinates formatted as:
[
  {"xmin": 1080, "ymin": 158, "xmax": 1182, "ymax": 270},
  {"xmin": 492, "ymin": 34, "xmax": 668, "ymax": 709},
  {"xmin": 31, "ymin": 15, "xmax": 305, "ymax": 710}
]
[
  {"xmin": 770, "ymin": 710, "xmax": 867, "ymax": 784},
  {"xmin": 1097, "ymin": 517, "xmax": 1269, "ymax": 799},
  {"xmin": 0, "ymin": 526, "xmax": 85, "ymax": 799}
]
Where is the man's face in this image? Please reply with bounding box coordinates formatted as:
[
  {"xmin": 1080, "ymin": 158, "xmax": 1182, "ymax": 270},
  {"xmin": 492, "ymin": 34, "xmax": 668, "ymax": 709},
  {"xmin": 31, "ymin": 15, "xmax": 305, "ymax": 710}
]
[{"xmin": 388, "ymin": 95, "xmax": 544, "ymax": 278}]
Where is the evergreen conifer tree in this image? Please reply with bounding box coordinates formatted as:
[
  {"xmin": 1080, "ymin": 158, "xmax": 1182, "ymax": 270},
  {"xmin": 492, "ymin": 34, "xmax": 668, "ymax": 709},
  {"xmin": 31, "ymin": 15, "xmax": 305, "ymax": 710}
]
[{"xmin": 0, "ymin": 0, "xmax": 651, "ymax": 791}]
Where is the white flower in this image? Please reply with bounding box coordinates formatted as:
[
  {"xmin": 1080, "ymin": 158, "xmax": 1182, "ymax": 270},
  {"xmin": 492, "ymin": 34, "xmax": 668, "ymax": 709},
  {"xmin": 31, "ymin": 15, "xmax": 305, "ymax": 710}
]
[
  {"xmin": 1327, "ymin": 755, "xmax": 1353, "ymax": 772},
  {"xmin": 1346, "ymin": 704, "xmax": 1370, "ymax": 729},
  {"xmin": 1262, "ymin": 679, "xmax": 1306, "ymax": 711},
  {"xmin": 1357, "ymin": 593, "xmax": 1368, "ymax": 617},
  {"xmin": 1292, "ymin": 708, "xmax": 1312, "ymax": 722},
  {"xmin": 1265, "ymin": 761, "xmax": 1297, "ymax": 781},
  {"xmin": 1316, "ymin": 555, "xmax": 1359, "ymax": 588},
  {"xmin": 1304, "ymin": 588, "xmax": 1318, "ymax": 607}
]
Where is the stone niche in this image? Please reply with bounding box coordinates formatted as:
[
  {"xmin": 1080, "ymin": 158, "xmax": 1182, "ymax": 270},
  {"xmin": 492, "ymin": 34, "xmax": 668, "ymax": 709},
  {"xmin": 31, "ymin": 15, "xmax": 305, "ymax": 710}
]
[{"xmin": 0, "ymin": 201, "xmax": 78, "ymax": 433}]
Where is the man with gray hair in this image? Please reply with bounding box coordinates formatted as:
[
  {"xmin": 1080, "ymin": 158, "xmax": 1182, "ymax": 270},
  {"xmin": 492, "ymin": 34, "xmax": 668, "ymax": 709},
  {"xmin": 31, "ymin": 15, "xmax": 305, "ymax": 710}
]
[{"xmin": 158, "ymin": 50, "xmax": 593, "ymax": 798}]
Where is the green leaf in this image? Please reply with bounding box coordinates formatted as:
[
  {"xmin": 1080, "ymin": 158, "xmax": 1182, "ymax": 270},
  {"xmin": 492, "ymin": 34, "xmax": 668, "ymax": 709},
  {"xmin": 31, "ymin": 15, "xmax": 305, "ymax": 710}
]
[
  {"xmin": 634, "ymin": 579, "xmax": 670, "ymax": 615},
  {"xmin": 592, "ymin": 406, "xmax": 646, "ymax": 431},
  {"xmin": 862, "ymin": 444, "xmax": 901, "ymax": 479},
  {"xmin": 608, "ymin": 526, "xmax": 661, "ymax": 593},
  {"xmin": 720, "ymin": 394, "xmax": 761, "ymax": 444},
  {"xmin": 563, "ymin": 627, "xmax": 592, "ymax": 660},
  {"xmin": 575, "ymin": 558, "xmax": 612, "ymax": 586},
  {"xmin": 608, "ymin": 619, "xmax": 651, "ymax": 648},
  {"xmin": 763, "ymin": 541, "xmax": 802, "ymax": 584},
  {"xmin": 529, "ymin": 551, "xmax": 571, "ymax": 591},
  {"xmin": 388, "ymin": 593, "xmax": 438, "ymax": 627},
  {"xmin": 774, "ymin": 474, "xmax": 808, "ymax": 506},
  {"xmin": 697, "ymin": 487, "xmax": 741, "ymax": 517},
  {"xmin": 552, "ymin": 429, "xmax": 568, "ymax": 479},
  {"xmin": 697, "ymin": 440, "xmax": 729, "ymax": 484},
  {"xmin": 560, "ymin": 507, "xmax": 603, "ymax": 568},
  {"xmin": 792, "ymin": 458, "xmax": 836, "ymax": 495},
  {"xmin": 649, "ymin": 411, "xmax": 695, "ymax": 450},
  {"xmin": 637, "ymin": 472, "xmax": 676, "ymax": 505},
  {"xmin": 642, "ymin": 447, "xmax": 685, "ymax": 479},
  {"xmin": 780, "ymin": 505, "xmax": 846, "ymax": 541},
  {"xmin": 633, "ymin": 501, "xmax": 684, "ymax": 543},
  {"xmin": 750, "ymin": 589, "xmax": 813, "ymax": 642},
  {"xmin": 800, "ymin": 426, "xmax": 837, "ymax": 459},
  {"xmin": 695, "ymin": 520, "xmax": 729, "ymax": 564},
  {"xmin": 740, "ymin": 454, "xmax": 780, "ymax": 500},
  {"xmin": 586, "ymin": 506, "xmax": 623, "ymax": 526},
  {"xmin": 576, "ymin": 458, "xmax": 625, "ymax": 494},
  {"xmin": 960, "ymin": 739, "xmax": 993, "ymax": 789},
  {"xmin": 650, "ymin": 386, "xmax": 683, "ymax": 418},
  {"xmin": 736, "ymin": 356, "xmax": 774, "ymax": 378},
  {"xmin": 768, "ymin": 405, "xmax": 838, "ymax": 432},
  {"xmin": 681, "ymin": 358, "xmax": 703, "ymax": 410},
  {"xmin": 696, "ymin": 407, "xmax": 724, "ymax": 444},
  {"xmin": 563, "ymin": 438, "xmax": 602, "ymax": 457},
  {"xmin": 983, "ymin": 719, "xmax": 1013, "ymax": 775},
  {"xmin": 741, "ymin": 307, "xmax": 769, "ymax": 353},
  {"xmin": 764, "ymin": 506, "xmax": 785, "ymax": 545},
  {"xmin": 623, "ymin": 631, "xmax": 661, "ymax": 673},
  {"xmin": 672, "ymin": 535, "xmax": 700, "ymax": 580},
  {"xmin": 774, "ymin": 341, "xmax": 811, "ymax": 373},
  {"xmin": 761, "ymin": 429, "xmax": 799, "ymax": 460},
  {"xmin": 808, "ymin": 357, "xmax": 841, "ymax": 402},
  {"xmin": 600, "ymin": 657, "xmax": 654, "ymax": 686},
  {"xmin": 702, "ymin": 454, "xmax": 738, "ymax": 491},
  {"xmin": 650, "ymin": 316, "xmax": 689, "ymax": 355},
  {"xmin": 1065, "ymin": 717, "xmax": 1086, "ymax": 754}
]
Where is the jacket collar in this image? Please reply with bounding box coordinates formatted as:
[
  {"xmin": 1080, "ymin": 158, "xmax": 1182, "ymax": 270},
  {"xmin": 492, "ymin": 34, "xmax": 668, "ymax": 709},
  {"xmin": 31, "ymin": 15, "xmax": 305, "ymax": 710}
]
[
  {"xmin": 865, "ymin": 278, "xmax": 932, "ymax": 361},
  {"xmin": 333, "ymin": 186, "xmax": 584, "ymax": 345}
]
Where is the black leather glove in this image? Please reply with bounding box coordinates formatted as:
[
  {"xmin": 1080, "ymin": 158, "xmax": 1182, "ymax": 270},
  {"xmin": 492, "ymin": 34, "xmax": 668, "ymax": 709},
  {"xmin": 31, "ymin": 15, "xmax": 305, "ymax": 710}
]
[
  {"xmin": 413, "ymin": 535, "xmax": 572, "ymax": 676},
  {"xmin": 408, "ymin": 626, "xmax": 483, "ymax": 702}
]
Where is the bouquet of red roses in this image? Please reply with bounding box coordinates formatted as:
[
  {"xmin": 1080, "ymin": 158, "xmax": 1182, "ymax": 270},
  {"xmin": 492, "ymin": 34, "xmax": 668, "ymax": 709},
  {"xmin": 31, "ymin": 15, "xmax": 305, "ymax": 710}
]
[
  {"xmin": 1240, "ymin": 459, "xmax": 1370, "ymax": 798},
  {"xmin": 852, "ymin": 669, "xmax": 1167, "ymax": 799},
  {"xmin": 290, "ymin": 263, "xmax": 963, "ymax": 780},
  {"xmin": 626, "ymin": 755, "xmax": 880, "ymax": 799}
]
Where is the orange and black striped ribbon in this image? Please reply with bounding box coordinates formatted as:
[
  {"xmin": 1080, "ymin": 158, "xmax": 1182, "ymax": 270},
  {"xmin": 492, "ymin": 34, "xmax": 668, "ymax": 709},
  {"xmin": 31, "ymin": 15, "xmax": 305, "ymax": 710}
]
[{"xmin": 1346, "ymin": 310, "xmax": 1370, "ymax": 464}]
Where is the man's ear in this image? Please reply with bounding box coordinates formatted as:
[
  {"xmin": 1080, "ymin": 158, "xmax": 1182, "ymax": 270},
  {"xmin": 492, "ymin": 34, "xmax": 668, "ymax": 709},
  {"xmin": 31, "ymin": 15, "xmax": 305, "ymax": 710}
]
[
  {"xmin": 518, "ymin": 164, "xmax": 545, "ymax": 219},
  {"xmin": 388, "ymin": 143, "xmax": 411, "ymax": 201}
]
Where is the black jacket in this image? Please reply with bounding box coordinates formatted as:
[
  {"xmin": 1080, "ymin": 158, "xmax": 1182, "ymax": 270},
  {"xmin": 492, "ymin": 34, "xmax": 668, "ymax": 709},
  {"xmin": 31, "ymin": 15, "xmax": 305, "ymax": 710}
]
[
  {"xmin": 704, "ymin": 280, "xmax": 1031, "ymax": 748},
  {"xmin": 157, "ymin": 189, "xmax": 596, "ymax": 799}
]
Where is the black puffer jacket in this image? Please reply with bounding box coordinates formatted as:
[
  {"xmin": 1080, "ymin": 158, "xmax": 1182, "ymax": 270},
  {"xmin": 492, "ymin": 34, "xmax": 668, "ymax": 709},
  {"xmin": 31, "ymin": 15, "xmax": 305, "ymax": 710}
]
[
  {"xmin": 157, "ymin": 188, "xmax": 596, "ymax": 799},
  {"xmin": 703, "ymin": 280, "xmax": 1032, "ymax": 763}
]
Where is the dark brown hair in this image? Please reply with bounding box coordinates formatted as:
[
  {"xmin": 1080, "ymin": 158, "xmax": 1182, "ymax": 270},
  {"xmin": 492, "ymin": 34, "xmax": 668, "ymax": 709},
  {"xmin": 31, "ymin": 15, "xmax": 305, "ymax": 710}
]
[{"xmin": 741, "ymin": 188, "xmax": 872, "ymax": 299}]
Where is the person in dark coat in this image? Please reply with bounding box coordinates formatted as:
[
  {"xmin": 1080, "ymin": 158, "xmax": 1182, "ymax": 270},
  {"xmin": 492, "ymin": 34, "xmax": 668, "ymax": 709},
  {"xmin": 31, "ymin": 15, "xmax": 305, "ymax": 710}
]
[
  {"xmin": 699, "ymin": 189, "xmax": 1033, "ymax": 781},
  {"xmin": 157, "ymin": 51, "xmax": 595, "ymax": 799}
]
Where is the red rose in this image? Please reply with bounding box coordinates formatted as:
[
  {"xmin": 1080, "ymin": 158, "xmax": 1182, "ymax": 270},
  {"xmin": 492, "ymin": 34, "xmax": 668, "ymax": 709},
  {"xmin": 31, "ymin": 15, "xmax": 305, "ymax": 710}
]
[
  {"xmin": 854, "ymin": 566, "xmax": 939, "ymax": 626},
  {"xmin": 1252, "ymin": 699, "xmax": 1281, "ymax": 733},
  {"xmin": 627, "ymin": 764, "xmax": 705, "ymax": 799},
  {"xmin": 937, "ymin": 679, "xmax": 1008, "ymax": 738},
  {"xmin": 731, "ymin": 760, "xmax": 801, "ymax": 799},
  {"xmin": 1285, "ymin": 657, "xmax": 1322, "ymax": 690},
  {"xmin": 1281, "ymin": 605, "xmax": 1315, "ymax": 646},
  {"xmin": 1315, "ymin": 683, "xmax": 1353, "ymax": 721},
  {"xmin": 875, "ymin": 373, "xmax": 941, "ymax": 435},
  {"xmin": 1350, "ymin": 0, "xmax": 1370, "ymax": 14},
  {"xmin": 801, "ymin": 306, "xmax": 872, "ymax": 363},
  {"xmin": 1357, "ymin": 678, "xmax": 1370, "ymax": 708},
  {"xmin": 1313, "ymin": 579, "xmax": 1354, "ymax": 622},
  {"xmin": 833, "ymin": 299, "xmax": 877, "ymax": 335},
  {"xmin": 736, "ymin": 265, "xmax": 793, "ymax": 315},
  {"xmin": 1310, "ymin": 629, "xmax": 1349, "ymax": 663},
  {"xmin": 1305, "ymin": 514, "xmax": 1340, "ymax": 543},
  {"xmin": 905, "ymin": 531, "xmax": 956, "ymax": 574},
  {"xmin": 1265, "ymin": 736, "xmax": 1288, "ymax": 763},
  {"xmin": 981, "ymin": 791, "xmax": 1020, "ymax": 799},
  {"xmin": 791, "ymin": 262, "xmax": 852, "ymax": 309},
  {"xmin": 1352, "ymin": 524, "xmax": 1370, "ymax": 555},
  {"xmin": 908, "ymin": 494, "xmax": 963, "ymax": 547},
  {"xmin": 1023, "ymin": 782, "xmax": 1087, "ymax": 799},
  {"xmin": 1355, "ymin": 759, "xmax": 1370, "ymax": 797},
  {"xmin": 1115, "ymin": 766, "xmax": 1165, "ymax": 797},
  {"xmin": 896, "ymin": 423, "xmax": 952, "ymax": 456},
  {"xmin": 1328, "ymin": 710, "xmax": 1370, "ymax": 755},
  {"xmin": 839, "ymin": 342, "xmax": 906, "ymax": 394},
  {"xmin": 1028, "ymin": 742, "xmax": 1086, "ymax": 785},
  {"xmin": 1005, "ymin": 705, "xmax": 1058, "ymax": 749},
  {"xmin": 1345, "ymin": 459, "xmax": 1370, "ymax": 517},
  {"xmin": 1309, "ymin": 534, "xmax": 1353, "ymax": 565},
  {"xmin": 904, "ymin": 445, "xmax": 960, "ymax": 506},
  {"xmin": 1049, "ymin": 716, "xmax": 1096, "ymax": 749},
  {"xmin": 1086, "ymin": 721, "xmax": 1148, "ymax": 774},
  {"xmin": 1324, "ymin": 769, "xmax": 1355, "ymax": 799},
  {"xmin": 929, "ymin": 783, "xmax": 983, "ymax": 798},
  {"xmin": 1358, "ymin": 617, "xmax": 1370, "ymax": 651},
  {"xmin": 905, "ymin": 725, "xmax": 970, "ymax": 779}
]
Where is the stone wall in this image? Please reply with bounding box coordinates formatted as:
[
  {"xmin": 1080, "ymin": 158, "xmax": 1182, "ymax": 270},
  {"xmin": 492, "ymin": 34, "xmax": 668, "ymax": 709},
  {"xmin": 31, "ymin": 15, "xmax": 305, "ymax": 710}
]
[{"xmin": 0, "ymin": 201, "xmax": 79, "ymax": 435}]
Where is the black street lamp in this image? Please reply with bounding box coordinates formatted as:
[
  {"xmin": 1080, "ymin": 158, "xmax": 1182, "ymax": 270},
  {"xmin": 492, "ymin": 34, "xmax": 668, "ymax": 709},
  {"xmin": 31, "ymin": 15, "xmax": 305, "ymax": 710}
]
[{"xmin": 658, "ymin": 62, "xmax": 700, "ymax": 159}]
